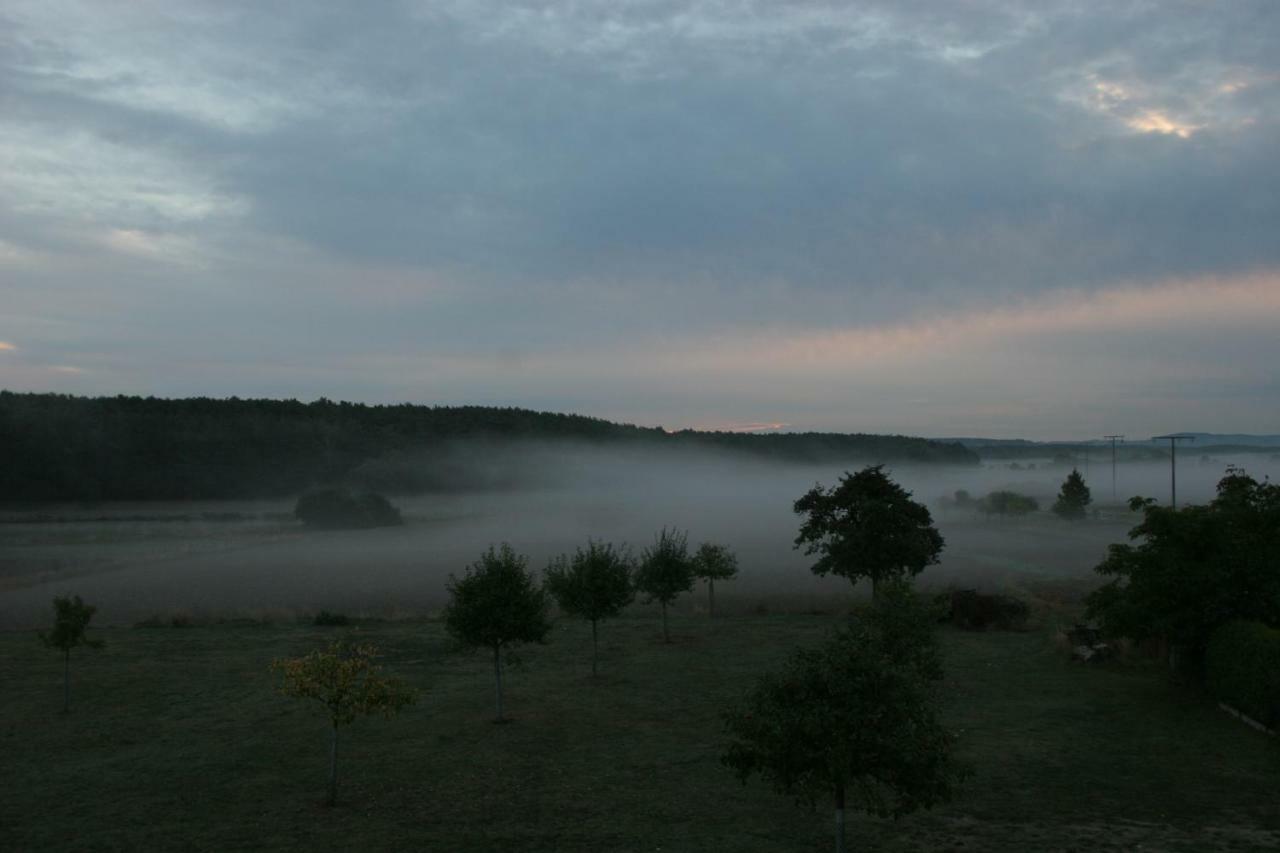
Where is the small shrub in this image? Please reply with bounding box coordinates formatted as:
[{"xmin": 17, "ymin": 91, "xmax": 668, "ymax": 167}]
[
  {"xmin": 294, "ymin": 487, "xmax": 403, "ymax": 530},
  {"xmin": 313, "ymin": 611, "xmax": 350, "ymax": 627},
  {"xmin": 938, "ymin": 589, "xmax": 1029, "ymax": 631},
  {"xmin": 1206, "ymin": 620, "xmax": 1280, "ymax": 729}
]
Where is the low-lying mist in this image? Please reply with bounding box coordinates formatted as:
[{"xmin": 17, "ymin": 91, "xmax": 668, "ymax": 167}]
[{"xmin": 3, "ymin": 441, "xmax": 1276, "ymax": 629}]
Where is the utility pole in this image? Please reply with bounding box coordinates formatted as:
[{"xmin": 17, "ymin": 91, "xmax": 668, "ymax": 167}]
[
  {"xmin": 1152, "ymin": 434, "xmax": 1195, "ymax": 508},
  {"xmin": 1104, "ymin": 435, "xmax": 1124, "ymax": 499}
]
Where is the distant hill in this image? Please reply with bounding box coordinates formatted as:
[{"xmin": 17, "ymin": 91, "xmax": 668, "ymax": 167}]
[
  {"xmin": 1124, "ymin": 433, "xmax": 1280, "ymax": 448},
  {"xmin": 0, "ymin": 392, "xmax": 977, "ymax": 502},
  {"xmin": 940, "ymin": 434, "xmax": 1280, "ymax": 448},
  {"xmin": 937, "ymin": 433, "xmax": 1280, "ymax": 461}
]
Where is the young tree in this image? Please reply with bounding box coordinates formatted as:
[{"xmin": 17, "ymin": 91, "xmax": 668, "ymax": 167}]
[
  {"xmin": 634, "ymin": 527, "xmax": 695, "ymax": 643},
  {"xmin": 544, "ymin": 540, "xmax": 635, "ymax": 676},
  {"xmin": 722, "ymin": 588, "xmax": 962, "ymax": 853},
  {"xmin": 40, "ymin": 595, "xmax": 103, "ymax": 713},
  {"xmin": 445, "ymin": 543, "xmax": 552, "ymax": 720},
  {"xmin": 691, "ymin": 542, "xmax": 738, "ymax": 616},
  {"xmin": 793, "ymin": 465, "xmax": 944, "ymax": 596},
  {"xmin": 272, "ymin": 638, "xmax": 415, "ymax": 806},
  {"xmin": 1052, "ymin": 469, "xmax": 1092, "ymax": 519}
]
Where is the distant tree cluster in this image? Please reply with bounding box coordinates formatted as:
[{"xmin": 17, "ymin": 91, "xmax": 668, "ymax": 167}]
[
  {"xmin": 294, "ymin": 487, "xmax": 403, "ymax": 529},
  {"xmin": 0, "ymin": 392, "xmax": 977, "ymax": 502},
  {"xmin": 978, "ymin": 490, "xmax": 1040, "ymax": 517}
]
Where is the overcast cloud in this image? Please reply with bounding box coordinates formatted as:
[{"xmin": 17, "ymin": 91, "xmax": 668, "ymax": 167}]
[{"xmin": 2, "ymin": 1, "xmax": 1278, "ymax": 438}]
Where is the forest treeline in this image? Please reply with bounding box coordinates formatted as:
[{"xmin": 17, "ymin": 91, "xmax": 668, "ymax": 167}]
[{"xmin": 0, "ymin": 392, "xmax": 976, "ymax": 502}]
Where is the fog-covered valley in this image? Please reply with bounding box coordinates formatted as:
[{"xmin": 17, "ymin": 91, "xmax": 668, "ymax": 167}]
[{"xmin": 4, "ymin": 444, "xmax": 1275, "ymax": 629}]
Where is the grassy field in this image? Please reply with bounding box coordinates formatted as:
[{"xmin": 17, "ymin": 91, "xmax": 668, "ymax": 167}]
[{"xmin": 3, "ymin": 613, "xmax": 1278, "ymax": 852}]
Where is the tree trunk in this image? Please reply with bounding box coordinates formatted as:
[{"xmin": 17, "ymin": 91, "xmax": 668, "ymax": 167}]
[
  {"xmin": 493, "ymin": 644, "xmax": 505, "ymax": 720},
  {"xmin": 661, "ymin": 601, "xmax": 670, "ymax": 643},
  {"xmin": 834, "ymin": 783, "xmax": 847, "ymax": 853},
  {"xmin": 708, "ymin": 579, "xmax": 715, "ymax": 617},
  {"xmin": 326, "ymin": 723, "xmax": 339, "ymax": 806},
  {"xmin": 871, "ymin": 575, "xmax": 880, "ymax": 600},
  {"xmin": 591, "ymin": 619, "xmax": 599, "ymax": 678},
  {"xmin": 62, "ymin": 648, "xmax": 70, "ymax": 714}
]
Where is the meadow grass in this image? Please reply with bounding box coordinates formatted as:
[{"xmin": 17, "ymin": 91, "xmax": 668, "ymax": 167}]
[{"xmin": 3, "ymin": 612, "xmax": 1278, "ymax": 851}]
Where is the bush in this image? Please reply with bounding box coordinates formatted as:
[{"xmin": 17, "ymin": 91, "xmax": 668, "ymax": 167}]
[
  {"xmin": 313, "ymin": 611, "xmax": 350, "ymax": 626},
  {"xmin": 937, "ymin": 589, "xmax": 1029, "ymax": 631},
  {"xmin": 294, "ymin": 487, "xmax": 403, "ymax": 529},
  {"xmin": 978, "ymin": 491, "xmax": 1039, "ymax": 517},
  {"xmin": 1206, "ymin": 620, "xmax": 1280, "ymax": 729}
]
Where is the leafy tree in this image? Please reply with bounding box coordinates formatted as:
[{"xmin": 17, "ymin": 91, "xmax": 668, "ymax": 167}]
[
  {"xmin": 1052, "ymin": 469, "xmax": 1092, "ymax": 519},
  {"xmin": 793, "ymin": 465, "xmax": 944, "ymax": 596},
  {"xmin": 272, "ymin": 638, "xmax": 415, "ymax": 805},
  {"xmin": 978, "ymin": 490, "xmax": 1039, "ymax": 517},
  {"xmin": 1086, "ymin": 468, "xmax": 1280, "ymax": 669},
  {"xmin": 445, "ymin": 544, "xmax": 552, "ymax": 719},
  {"xmin": 544, "ymin": 540, "xmax": 635, "ymax": 676},
  {"xmin": 691, "ymin": 542, "xmax": 738, "ymax": 616},
  {"xmin": 722, "ymin": 587, "xmax": 962, "ymax": 853},
  {"xmin": 634, "ymin": 527, "xmax": 696, "ymax": 643},
  {"xmin": 40, "ymin": 595, "xmax": 103, "ymax": 713}
]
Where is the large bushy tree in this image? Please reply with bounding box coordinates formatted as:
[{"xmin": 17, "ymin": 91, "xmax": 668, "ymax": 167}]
[
  {"xmin": 691, "ymin": 542, "xmax": 738, "ymax": 616},
  {"xmin": 445, "ymin": 544, "xmax": 552, "ymax": 719},
  {"xmin": 635, "ymin": 527, "xmax": 695, "ymax": 643},
  {"xmin": 294, "ymin": 487, "xmax": 403, "ymax": 529},
  {"xmin": 1052, "ymin": 469, "xmax": 1092, "ymax": 519},
  {"xmin": 40, "ymin": 595, "xmax": 103, "ymax": 713},
  {"xmin": 794, "ymin": 465, "xmax": 944, "ymax": 595},
  {"xmin": 722, "ymin": 585, "xmax": 962, "ymax": 853},
  {"xmin": 544, "ymin": 540, "xmax": 635, "ymax": 676},
  {"xmin": 1086, "ymin": 467, "xmax": 1280, "ymax": 668},
  {"xmin": 273, "ymin": 638, "xmax": 415, "ymax": 805}
]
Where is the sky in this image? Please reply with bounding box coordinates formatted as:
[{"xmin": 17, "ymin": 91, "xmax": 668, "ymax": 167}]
[{"xmin": 1, "ymin": 1, "xmax": 1278, "ymax": 440}]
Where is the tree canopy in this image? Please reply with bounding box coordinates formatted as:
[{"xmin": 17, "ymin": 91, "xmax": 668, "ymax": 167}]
[
  {"xmin": 1086, "ymin": 467, "xmax": 1280, "ymax": 664},
  {"xmin": 793, "ymin": 465, "xmax": 944, "ymax": 593}
]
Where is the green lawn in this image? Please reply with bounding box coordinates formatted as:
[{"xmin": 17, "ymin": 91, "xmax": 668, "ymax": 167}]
[{"xmin": 3, "ymin": 614, "xmax": 1277, "ymax": 851}]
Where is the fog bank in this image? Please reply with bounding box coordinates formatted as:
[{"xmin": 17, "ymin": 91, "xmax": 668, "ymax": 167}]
[{"xmin": 2, "ymin": 443, "xmax": 1275, "ymax": 628}]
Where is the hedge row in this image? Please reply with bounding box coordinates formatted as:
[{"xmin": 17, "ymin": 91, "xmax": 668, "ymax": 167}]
[{"xmin": 1205, "ymin": 620, "xmax": 1280, "ymax": 730}]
